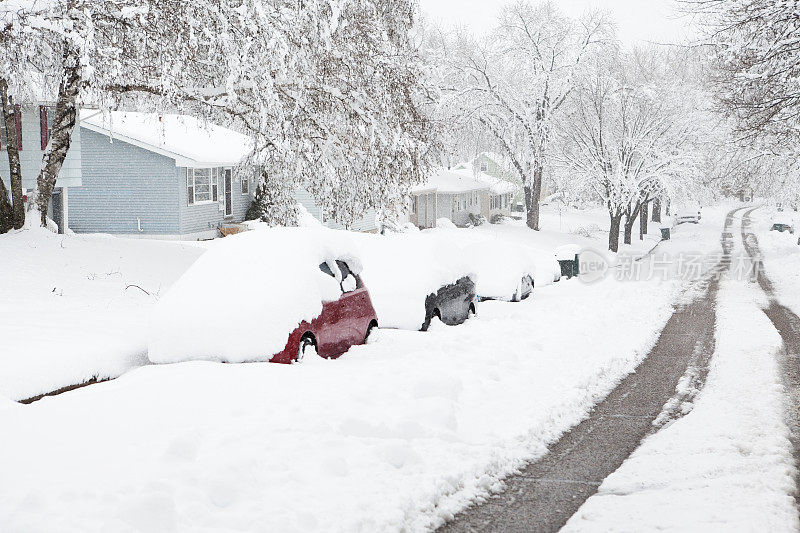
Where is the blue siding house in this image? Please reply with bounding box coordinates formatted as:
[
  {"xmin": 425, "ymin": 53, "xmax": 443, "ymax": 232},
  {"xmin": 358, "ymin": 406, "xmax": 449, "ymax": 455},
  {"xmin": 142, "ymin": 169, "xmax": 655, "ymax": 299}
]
[{"xmin": 71, "ymin": 111, "xmax": 253, "ymax": 240}]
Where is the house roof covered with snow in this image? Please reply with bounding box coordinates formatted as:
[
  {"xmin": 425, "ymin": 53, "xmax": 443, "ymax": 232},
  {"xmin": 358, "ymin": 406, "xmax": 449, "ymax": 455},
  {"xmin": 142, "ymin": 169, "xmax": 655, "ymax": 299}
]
[
  {"xmin": 412, "ymin": 168, "xmax": 490, "ymax": 195},
  {"xmin": 80, "ymin": 111, "xmax": 253, "ymax": 168},
  {"xmin": 452, "ymin": 163, "xmax": 519, "ymax": 195}
]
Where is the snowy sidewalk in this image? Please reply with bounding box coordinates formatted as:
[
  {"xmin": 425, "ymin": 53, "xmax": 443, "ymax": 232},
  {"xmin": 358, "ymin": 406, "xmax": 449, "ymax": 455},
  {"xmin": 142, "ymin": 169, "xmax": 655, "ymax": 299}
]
[{"xmin": 562, "ymin": 212, "xmax": 800, "ymax": 532}]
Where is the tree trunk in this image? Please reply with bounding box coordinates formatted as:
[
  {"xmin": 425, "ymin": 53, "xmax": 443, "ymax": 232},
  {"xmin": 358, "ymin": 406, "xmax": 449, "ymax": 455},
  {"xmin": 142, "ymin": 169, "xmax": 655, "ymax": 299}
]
[
  {"xmin": 608, "ymin": 211, "xmax": 622, "ymax": 252},
  {"xmin": 623, "ymin": 218, "xmax": 634, "ymax": 245},
  {"xmin": 652, "ymin": 197, "xmax": 661, "ymax": 223},
  {"xmin": 0, "ymin": 80, "xmax": 25, "ymax": 230},
  {"xmin": 639, "ymin": 201, "xmax": 648, "ymax": 240},
  {"xmin": 35, "ymin": 59, "xmax": 81, "ymax": 227},
  {"xmin": 525, "ymin": 163, "xmax": 543, "ymax": 231},
  {"xmin": 0, "ymin": 178, "xmax": 13, "ymax": 233},
  {"xmin": 623, "ymin": 202, "xmax": 641, "ymax": 245},
  {"xmin": 665, "ymin": 198, "xmax": 671, "ymax": 216}
]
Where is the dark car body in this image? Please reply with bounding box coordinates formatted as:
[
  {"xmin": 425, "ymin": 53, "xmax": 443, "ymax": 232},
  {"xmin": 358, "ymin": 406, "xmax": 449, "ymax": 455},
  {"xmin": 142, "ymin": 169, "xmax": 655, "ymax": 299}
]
[
  {"xmin": 420, "ymin": 276, "xmax": 477, "ymax": 331},
  {"xmin": 771, "ymin": 223, "xmax": 795, "ymax": 234},
  {"xmin": 270, "ymin": 260, "xmax": 378, "ymax": 364}
]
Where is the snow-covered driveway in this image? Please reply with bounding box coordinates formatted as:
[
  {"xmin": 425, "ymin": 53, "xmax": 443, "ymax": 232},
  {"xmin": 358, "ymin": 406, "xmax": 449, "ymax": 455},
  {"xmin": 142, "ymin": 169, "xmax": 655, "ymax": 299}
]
[{"xmin": 0, "ymin": 273, "xmax": 681, "ymax": 532}]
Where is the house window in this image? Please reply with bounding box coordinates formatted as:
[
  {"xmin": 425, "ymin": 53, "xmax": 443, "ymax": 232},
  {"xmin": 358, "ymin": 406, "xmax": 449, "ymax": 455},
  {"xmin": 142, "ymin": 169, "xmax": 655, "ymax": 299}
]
[
  {"xmin": 480, "ymin": 162, "xmax": 488, "ymax": 172},
  {"xmin": 185, "ymin": 169, "xmax": 193, "ymax": 205},
  {"xmin": 412, "ymin": 196, "xmax": 418, "ymax": 214},
  {"xmin": 212, "ymin": 168, "xmax": 219, "ymax": 202},
  {"xmin": 187, "ymin": 168, "xmax": 214, "ymax": 205},
  {"xmin": 241, "ymin": 174, "xmax": 249, "ymax": 194}
]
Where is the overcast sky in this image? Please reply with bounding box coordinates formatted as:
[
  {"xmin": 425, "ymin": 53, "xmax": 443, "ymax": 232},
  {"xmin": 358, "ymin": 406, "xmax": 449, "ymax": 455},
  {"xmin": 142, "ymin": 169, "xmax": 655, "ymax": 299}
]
[{"xmin": 418, "ymin": 0, "xmax": 699, "ymax": 47}]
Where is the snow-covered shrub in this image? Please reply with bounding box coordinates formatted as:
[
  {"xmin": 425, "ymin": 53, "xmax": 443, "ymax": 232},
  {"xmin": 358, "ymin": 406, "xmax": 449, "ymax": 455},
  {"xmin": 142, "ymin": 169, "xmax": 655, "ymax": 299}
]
[
  {"xmin": 571, "ymin": 224, "xmax": 603, "ymax": 238},
  {"xmin": 468, "ymin": 213, "xmax": 487, "ymax": 226},
  {"xmin": 244, "ymin": 179, "xmax": 298, "ymax": 226}
]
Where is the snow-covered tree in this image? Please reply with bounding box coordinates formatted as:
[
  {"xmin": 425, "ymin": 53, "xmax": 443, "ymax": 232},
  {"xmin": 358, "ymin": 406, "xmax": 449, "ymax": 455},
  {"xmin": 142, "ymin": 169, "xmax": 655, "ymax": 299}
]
[
  {"xmin": 0, "ymin": 0, "xmax": 437, "ymax": 233},
  {"xmin": 136, "ymin": 0, "xmax": 439, "ymax": 227},
  {"xmin": 0, "ymin": 0, "xmax": 188, "ymax": 230},
  {"xmin": 687, "ymin": 0, "xmax": 800, "ymax": 144},
  {"xmin": 558, "ymin": 48, "xmax": 700, "ymax": 251},
  {"xmin": 439, "ymin": 2, "xmax": 610, "ymax": 230}
]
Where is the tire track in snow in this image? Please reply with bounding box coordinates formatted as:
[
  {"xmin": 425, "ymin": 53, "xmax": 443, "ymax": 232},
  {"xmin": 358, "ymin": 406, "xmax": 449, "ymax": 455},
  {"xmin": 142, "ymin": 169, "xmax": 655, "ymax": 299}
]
[
  {"xmin": 438, "ymin": 206, "xmax": 749, "ymax": 533},
  {"xmin": 741, "ymin": 207, "xmax": 800, "ymax": 512}
]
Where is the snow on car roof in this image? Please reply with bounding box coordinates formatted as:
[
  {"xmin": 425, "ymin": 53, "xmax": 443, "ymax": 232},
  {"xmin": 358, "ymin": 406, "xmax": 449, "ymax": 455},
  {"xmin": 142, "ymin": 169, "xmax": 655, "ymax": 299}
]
[
  {"xmin": 461, "ymin": 240, "xmax": 536, "ymax": 298},
  {"xmin": 80, "ymin": 110, "xmax": 253, "ymax": 167},
  {"xmin": 148, "ymin": 227, "xmax": 361, "ymax": 364},
  {"xmin": 412, "ymin": 168, "xmax": 491, "ymax": 194}
]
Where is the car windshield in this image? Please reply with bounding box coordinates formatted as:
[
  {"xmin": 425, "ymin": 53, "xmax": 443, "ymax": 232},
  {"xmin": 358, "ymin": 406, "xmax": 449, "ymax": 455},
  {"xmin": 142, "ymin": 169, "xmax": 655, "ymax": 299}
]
[
  {"xmin": 319, "ymin": 260, "xmax": 362, "ymax": 292},
  {"xmin": 336, "ymin": 260, "xmax": 361, "ymax": 292}
]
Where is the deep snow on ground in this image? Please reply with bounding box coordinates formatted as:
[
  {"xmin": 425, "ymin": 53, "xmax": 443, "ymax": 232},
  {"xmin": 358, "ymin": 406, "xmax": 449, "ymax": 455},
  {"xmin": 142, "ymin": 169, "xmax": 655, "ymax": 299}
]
[
  {"xmin": 563, "ymin": 277, "xmax": 798, "ymax": 532},
  {"xmin": 0, "ymin": 202, "xmax": 744, "ymax": 531},
  {"xmin": 0, "ymin": 228, "xmax": 202, "ymax": 401},
  {"xmin": 0, "ymin": 204, "xmax": 687, "ymax": 402},
  {"xmin": 0, "ymin": 274, "xmax": 682, "ymax": 532}
]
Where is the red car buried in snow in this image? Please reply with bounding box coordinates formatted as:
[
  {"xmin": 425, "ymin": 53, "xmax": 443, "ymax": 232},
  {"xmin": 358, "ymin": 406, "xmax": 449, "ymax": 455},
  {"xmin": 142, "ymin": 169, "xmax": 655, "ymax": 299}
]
[
  {"xmin": 272, "ymin": 259, "xmax": 379, "ymax": 363},
  {"xmin": 148, "ymin": 228, "xmax": 378, "ymax": 366}
]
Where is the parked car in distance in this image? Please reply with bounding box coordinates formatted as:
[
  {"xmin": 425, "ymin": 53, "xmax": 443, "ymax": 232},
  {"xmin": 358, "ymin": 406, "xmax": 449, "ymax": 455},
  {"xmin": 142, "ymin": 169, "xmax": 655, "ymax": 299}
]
[
  {"xmin": 771, "ymin": 222, "xmax": 795, "ymax": 234},
  {"xmin": 422, "ymin": 276, "xmax": 477, "ymax": 331},
  {"xmin": 148, "ymin": 228, "xmax": 378, "ymax": 365},
  {"xmin": 675, "ymin": 203, "xmax": 702, "ymax": 224}
]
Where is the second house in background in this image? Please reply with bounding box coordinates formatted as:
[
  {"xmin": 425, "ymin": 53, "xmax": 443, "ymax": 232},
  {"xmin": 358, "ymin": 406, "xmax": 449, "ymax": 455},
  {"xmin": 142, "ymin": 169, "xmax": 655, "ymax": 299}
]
[{"xmin": 72, "ymin": 111, "xmax": 253, "ymax": 240}]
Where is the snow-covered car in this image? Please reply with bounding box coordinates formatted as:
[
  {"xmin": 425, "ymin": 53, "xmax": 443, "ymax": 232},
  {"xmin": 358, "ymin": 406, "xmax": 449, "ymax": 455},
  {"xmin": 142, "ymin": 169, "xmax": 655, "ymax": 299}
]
[
  {"xmin": 675, "ymin": 203, "xmax": 702, "ymax": 224},
  {"xmin": 148, "ymin": 228, "xmax": 378, "ymax": 364},
  {"xmin": 352, "ymin": 232, "xmax": 477, "ymax": 331},
  {"xmin": 771, "ymin": 221, "xmax": 795, "ymax": 234},
  {"xmin": 422, "ymin": 276, "xmax": 477, "ymax": 331},
  {"xmin": 462, "ymin": 241, "xmax": 536, "ymax": 302}
]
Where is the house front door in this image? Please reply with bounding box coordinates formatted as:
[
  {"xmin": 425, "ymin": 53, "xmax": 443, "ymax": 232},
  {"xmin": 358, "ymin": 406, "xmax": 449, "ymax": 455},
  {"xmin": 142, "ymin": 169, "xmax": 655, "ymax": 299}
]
[{"xmin": 224, "ymin": 169, "xmax": 233, "ymax": 217}]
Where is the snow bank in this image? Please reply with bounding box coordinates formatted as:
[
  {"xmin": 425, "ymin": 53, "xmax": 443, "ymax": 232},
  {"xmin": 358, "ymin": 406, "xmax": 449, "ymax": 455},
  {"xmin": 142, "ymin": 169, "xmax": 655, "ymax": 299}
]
[
  {"xmin": 351, "ymin": 232, "xmax": 472, "ymax": 330},
  {"xmin": 148, "ymin": 227, "xmax": 360, "ymax": 363},
  {"xmin": 0, "ymin": 272, "xmax": 684, "ymax": 532},
  {"xmin": 0, "ymin": 228, "xmax": 202, "ymax": 401},
  {"xmin": 563, "ymin": 279, "xmax": 798, "ymax": 532}
]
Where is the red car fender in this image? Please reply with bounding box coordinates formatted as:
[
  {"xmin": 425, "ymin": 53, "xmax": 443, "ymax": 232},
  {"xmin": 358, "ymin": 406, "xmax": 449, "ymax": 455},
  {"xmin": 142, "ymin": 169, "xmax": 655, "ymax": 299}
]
[{"xmin": 269, "ymin": 284, "xmax": 378, "ymax": 364}]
